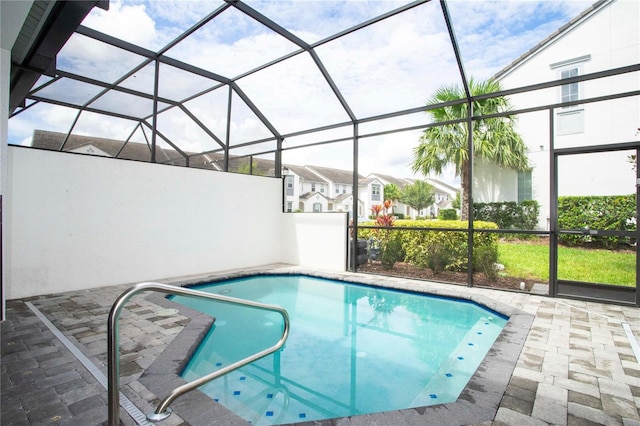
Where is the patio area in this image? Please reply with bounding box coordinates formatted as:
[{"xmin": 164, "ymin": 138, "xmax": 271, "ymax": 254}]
[{"xmin": 2, "ymin": 265, "xmax": 639, "ymax": 426}]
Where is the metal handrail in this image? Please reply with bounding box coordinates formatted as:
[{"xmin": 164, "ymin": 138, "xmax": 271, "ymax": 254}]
[{"xmin": 107, "ymin": 282, "xmax": 290, "ymax": 425}]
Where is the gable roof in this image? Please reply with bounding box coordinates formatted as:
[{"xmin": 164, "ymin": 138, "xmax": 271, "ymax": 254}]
[
  {"xmin": 333, "ymin": 193, "xmax": 353, "ymax": 202},
  {"xmin": 30, "ymin": 130, "xmax": 281, "ymax": 174},
  {"xmin": 29, "ymin": 130, "xmax": 460, "ymax": 192},
  {"xmin": 284, "ymin": 164, "xmax": 325, "ymax": 182},
  {"xmin": 425, "ymin": 177, "xmax": 460, "ymax": 195},
  {"xmin": 493, "ymin": 0, "xmax": 611, "ymax": 81},
  {"xmin": 367, "ymin": 173, "xmax": 412, "ymax": 188},
  {"xmin": 31, "ymin": 130, "xmax": 177, "ymax": 163},
  {"xmin": 306, "ymin": 165, "xmax": 362, "ymax": 184},
  {"xmin": 68, "ymin": 144, "xmax": 112, "ymax": 157},
  {"xmin": 299, "ymin": 191, "xmax": 330, "ymax": 201},
  {"xmin": 358, "ymin": 177, "xmax": 381, "ymax": 186}
]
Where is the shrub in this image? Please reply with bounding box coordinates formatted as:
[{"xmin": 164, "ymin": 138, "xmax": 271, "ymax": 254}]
[
  {"xmin": 473, "ymin": 200, "xmax": 540, "ymax": 230},
  {"xmin": 558, "ymin": 194, "xmax": 636, "ymax": 249},
  {"xmin": 398, "ymin": 220, "xmax": 498, "ymax": 273},
  {"xmin": 424, "ymin": 242, "xmax": 452, "ymax": 275},
  {"xmin": 358, "ymin": 219, "xmax": 499, "ymax": 273},
  {"xmin": 438, "ymin": 209, "xmax": 458, "ymax": 220},
  {"xmin": 380, "ymin": 232, "xmax": 404, "ymax": 270},
  {"xmin": 473, "ymin": 244, "xmax": 499, "ymax": 282}
]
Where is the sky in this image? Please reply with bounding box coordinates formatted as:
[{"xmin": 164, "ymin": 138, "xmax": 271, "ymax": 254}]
[{"xmin": 8, "ymin": 0, "xmax": 594, "ymax": 184}]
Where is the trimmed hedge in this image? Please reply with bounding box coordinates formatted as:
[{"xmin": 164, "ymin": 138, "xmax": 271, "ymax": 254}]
[
  {"xmin": 558, "ymin": 195, "xmax": 636, "ymax": 249},
  {"xmin": 438, "ymin": 209, "xmax": 458, "ymax": 220},
  {"xmin": 358, "ymin": 219, "xmax": 499, "ymax": 273},
  {"xmin": 473, "ymin": 200, "xmax": 540, "ymax": 230}
]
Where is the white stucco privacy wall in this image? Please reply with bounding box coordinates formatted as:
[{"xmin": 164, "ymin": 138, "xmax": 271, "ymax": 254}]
[
  {"xmin": 6, "ymin": 147, "xmax": 291, "ymax": 299},
  {"xmin": 282, "ymin": 213, "xmax": 348, "ymax": 271}
]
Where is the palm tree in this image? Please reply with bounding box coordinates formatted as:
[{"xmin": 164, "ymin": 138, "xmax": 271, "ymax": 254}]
[{"xmin": 411, "ymin": 78, "xmax": 529, "ymax": 220}]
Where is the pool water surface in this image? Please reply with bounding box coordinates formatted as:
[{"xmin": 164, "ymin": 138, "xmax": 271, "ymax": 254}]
[{"xmin": 171, "ymin": 275, "xmax": 507, "ymax": 425}]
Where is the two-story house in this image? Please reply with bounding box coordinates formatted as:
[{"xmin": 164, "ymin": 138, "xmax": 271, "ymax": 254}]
[
  {"xmin": 282, "ymin": 164, "xmax": 384, "ymax": 219},
  {"xmin": 368, "ymin": 173, "xmax": 459, "ymax": 219},
  {"xmin": 477, "ymin": 0, "xmax": 638, "ymax": 230}
]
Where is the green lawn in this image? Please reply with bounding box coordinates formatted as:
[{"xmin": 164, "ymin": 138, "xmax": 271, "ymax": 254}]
[{"xmin": 498, "ymin": 241, "xmax": 636, "ymax": 286}]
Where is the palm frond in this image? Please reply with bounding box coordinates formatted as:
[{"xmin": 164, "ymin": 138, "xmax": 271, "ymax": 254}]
[{"xmin": 412, "ymin": 77, "xmax": 529, "ymax": 180}]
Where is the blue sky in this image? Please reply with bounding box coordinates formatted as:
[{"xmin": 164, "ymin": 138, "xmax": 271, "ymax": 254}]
[{"xmin": 8, "ymin": 0, "xmax": 593, "ymax": 181}]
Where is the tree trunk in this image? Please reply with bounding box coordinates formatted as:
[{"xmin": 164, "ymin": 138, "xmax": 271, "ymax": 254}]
[{"xmin": 460, "ymin": 161, "xmax": 470, "ymax": 221}]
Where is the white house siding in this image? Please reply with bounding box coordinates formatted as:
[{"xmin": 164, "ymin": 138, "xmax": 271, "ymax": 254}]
[
  {"xmin": 358, "ymin": 179, "xmax": 384, "ymax": 219},
  {"xmin": 492, "ymin": 0, "xmax": 639, "ymax": 230},
  {"xmin": 303, "ymin": 193, "xmax": 330, "ymax": 213},
  {"xmin": 473, "ymin": 158, "xmax": 518, "ymax": 203}
]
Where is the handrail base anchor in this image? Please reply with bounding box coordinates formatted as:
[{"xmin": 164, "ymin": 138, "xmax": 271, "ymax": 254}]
[{"xmin": 147, "ymin": 407, "xmax": 172, "ymax": 422}]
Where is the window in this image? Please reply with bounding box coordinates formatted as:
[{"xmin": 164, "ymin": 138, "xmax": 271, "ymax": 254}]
[
  {"xmin": 286, "ymin": 201, "xmax": 293, "ymax": 212},
  {"xmin": 320, "ymin": 184, "xmax": 324, "ymax": 193},
  {"xmin": 313, "ymin": 203, "xmax": 322, "ymax": 212},
  {"xmin": 311, "ymin": 183, "xmax": 316, "ymax": 192},
  {"xmin": 286, "ymin": 176, "xmax": 294, "ymax": 196},
  {"xmin": 372, "ymin": 184, "xmax": 380, "ymax": 201},
  {"xmin": 335, "ymin": 186, "xmax": 339, "ymax": 194},
  {"xmin": 551, "ymin": 55, "xmax": 589, "ymax": 135},
  {"xmin": 342, "ymin": 185, "xmax": 346, "ymax": 194},
  {"xmin": 556, "ymin": 109, "xmax": 584, "ymax": 135},
  {"xmin": 560, "ymin": 67, "xmax": 579, "ymax": 106},
  {"xmin": 517, "ymin": 170, "xmax": 532, "ymax": 203}
]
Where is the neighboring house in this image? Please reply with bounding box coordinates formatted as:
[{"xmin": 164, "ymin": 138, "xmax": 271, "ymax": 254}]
[
  {"xmin": 282, "ymin": 165, "xmax": 379, "ymax": 217},
  {"xmin": 357, "ymin": 176, "xmax": 385, "ymax": 218},
  {"xmin": 30, "ymin": 129, "xmax": 276, "ymax": 174},
  {"xmin": 282, "ymin": 164, "xmax": 342, "ymax": 213},
  {"xmin": 305, "ymin": 165, "xmax": 354, "ymax": 210},
  {"xmin": 68, "ymin": 144, "xmax": 112, "ymax": 157},
  {"xmin": 424, "ymin": 177, "xmax": 459, "ymax": 217},
  {"xmin": 368, "ymin": 173, "xmax": 459, "ymax": 219},
  {"xmin": 480, "ymin": 0, "xmax": 639, "ymax": 230},
  {"xmin": 30, "ymin": 129, "xmax": 459, "ymax": 220}
]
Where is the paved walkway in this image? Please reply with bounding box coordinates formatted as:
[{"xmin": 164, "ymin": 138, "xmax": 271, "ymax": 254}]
[{"xmin": 2, "ymin": 266, "xmax": 639, "ymax": 425}]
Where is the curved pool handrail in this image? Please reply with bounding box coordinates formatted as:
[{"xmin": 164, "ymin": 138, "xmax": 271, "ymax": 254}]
[{"xmin": 107, "ymin": 281, "xmax": 290, "ymax": 425}]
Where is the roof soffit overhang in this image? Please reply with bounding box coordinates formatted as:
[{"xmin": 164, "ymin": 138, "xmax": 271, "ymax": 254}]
[{"xmin": 9, "ymin": 0, "xmax": 109, "ymax": 113}]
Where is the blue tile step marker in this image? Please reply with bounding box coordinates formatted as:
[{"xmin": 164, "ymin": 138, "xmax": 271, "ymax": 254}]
[{"xmin": 410, "ymin": 317, "xmax": 504, "ymax": 406}]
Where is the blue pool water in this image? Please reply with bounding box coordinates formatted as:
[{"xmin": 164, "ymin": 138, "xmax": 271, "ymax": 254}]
[{"xmin": 171, "ymin": 275, "xmax": 507, "ymax": 425}]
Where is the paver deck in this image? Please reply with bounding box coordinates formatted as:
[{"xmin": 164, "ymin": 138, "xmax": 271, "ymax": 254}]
[{"xmin": 2, "ymin": 265, "xmax": 639, "ymax": 425}]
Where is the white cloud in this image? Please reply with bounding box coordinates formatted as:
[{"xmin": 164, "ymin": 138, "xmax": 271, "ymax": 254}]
[
  {"xmin": 9, "ymin": 0, "xmax": 598, "ymax": 182},
  {"xmin": 448, "ymin": 0, "xmax": 593, "ymax": 78},
  {"xmin": 83, "ymin": 1, "xmax": 157, "ymax": 47}
]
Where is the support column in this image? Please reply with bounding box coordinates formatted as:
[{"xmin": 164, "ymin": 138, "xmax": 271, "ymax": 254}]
[{"xmin": 1, "ymin": 0, "xmax": 34, "ymax": 320}]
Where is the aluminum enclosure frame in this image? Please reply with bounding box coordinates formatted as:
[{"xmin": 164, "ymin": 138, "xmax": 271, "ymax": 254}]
[{"xmin": 7, "ymin": 0, "xmax": 640, "ymax": 306}]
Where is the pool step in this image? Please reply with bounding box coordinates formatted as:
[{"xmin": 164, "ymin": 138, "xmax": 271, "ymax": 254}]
[
  {"xmin": 199, "ymin": 366, "xmax": 326, "ymax": 425},
  {"xmin": 410, "ymin": 316, "xmax": 503, "ymax": 406}
]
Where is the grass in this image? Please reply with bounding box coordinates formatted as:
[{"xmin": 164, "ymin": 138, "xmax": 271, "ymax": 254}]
[{"xmin": 498, "ymin": 241, "xmax": 636, "ymax": 287}]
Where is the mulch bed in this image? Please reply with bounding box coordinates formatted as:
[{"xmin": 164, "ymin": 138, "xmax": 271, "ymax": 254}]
[{"xmin": 357, "ymin": 261, "xmax": 536, "ymax": 292}]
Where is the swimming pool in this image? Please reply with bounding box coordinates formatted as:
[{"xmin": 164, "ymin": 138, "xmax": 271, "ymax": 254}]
[{"xmin": 170, "ymin": 274, "xmax": 507, "ymax": 425}]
